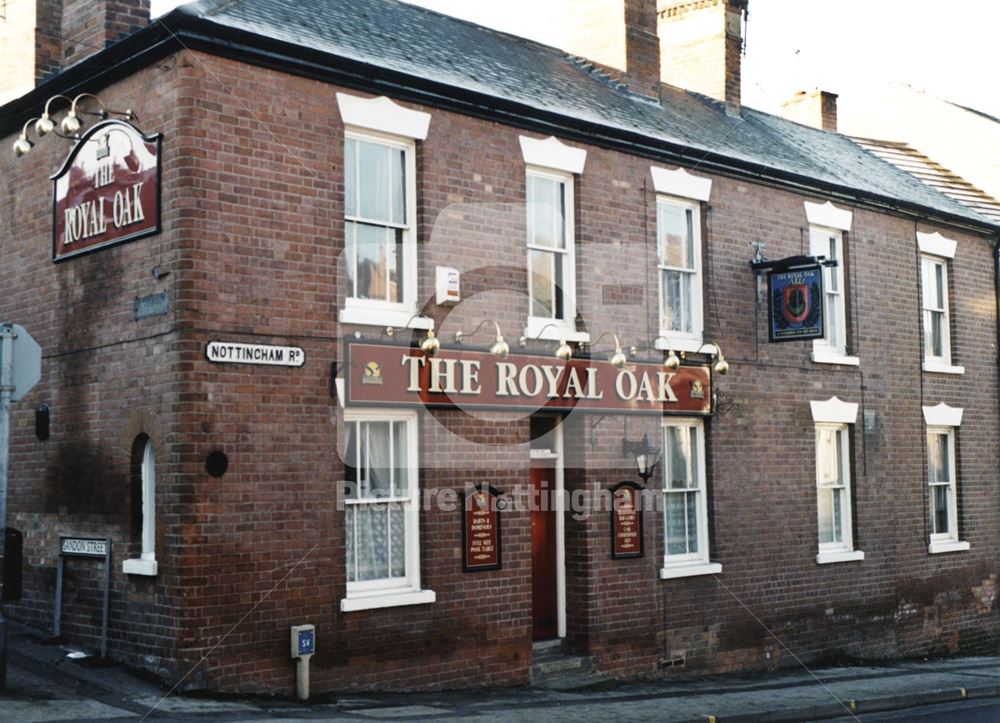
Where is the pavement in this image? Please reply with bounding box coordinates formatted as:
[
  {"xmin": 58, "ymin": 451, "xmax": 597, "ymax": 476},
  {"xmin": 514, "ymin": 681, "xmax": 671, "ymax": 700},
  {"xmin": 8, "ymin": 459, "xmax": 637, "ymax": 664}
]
[{"xmin": 1, "ymin": 619, "xmax": 999, "ymax": 722}]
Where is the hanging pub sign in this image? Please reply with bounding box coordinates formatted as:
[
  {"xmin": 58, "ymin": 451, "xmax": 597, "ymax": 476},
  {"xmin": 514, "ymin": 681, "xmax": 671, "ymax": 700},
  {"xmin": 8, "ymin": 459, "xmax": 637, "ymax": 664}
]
[
  {"xmin": 344, "ymin": 342, "xmax": 712, "ymax": 416},
  {"xmin": 768, "ymin": 265, "xmax": 825, "ymax": 342},
  {"xmin": 461, "ymin": 485, "xmax": 503, "ymax": 572},
  {"xmin": 51, "ymin": 119, "xmax": 161, "ymax": 261},
  {"xmin": 610, "ymin": 481, "xmax": 644, "ymax": 559}
]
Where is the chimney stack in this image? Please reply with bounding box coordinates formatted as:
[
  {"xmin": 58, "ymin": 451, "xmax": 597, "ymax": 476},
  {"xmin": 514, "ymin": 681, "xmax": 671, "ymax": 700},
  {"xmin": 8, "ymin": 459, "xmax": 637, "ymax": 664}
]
[
  {"xmin": 780, "ymin": 89, "xmax": 839, "ymax": 132},
  {"xmin": 0, "ymin": 0, "xmax": 150, "ymax": 103},
  {"xmin": 567, "ymin": 0, "xmax": 662, "ymax": 100},
  {"xmin": 656, "ymin": 0, "xmax": 748, "ymax": 116},
  {"xmin": 59, "ymin": 0, "xmax": 151, "ymax": 67}
]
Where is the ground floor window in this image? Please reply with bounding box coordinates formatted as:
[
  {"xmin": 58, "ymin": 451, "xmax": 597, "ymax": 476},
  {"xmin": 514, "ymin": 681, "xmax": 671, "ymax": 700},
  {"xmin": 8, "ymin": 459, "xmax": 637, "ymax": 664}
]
[
  {"xmin": 341, "ymin": 409, "xmax": 435, "ymax": 611},
  {"xmin": 660, "ymin": 418, "xmax": 720, "ymax": 579},
  {"xmin": 810, "ymin": 397, "xmax": 864, "ymax": 564},
  {"xmin": 923, "ymin": 403, "xmax": 969, "ymax": 554}
]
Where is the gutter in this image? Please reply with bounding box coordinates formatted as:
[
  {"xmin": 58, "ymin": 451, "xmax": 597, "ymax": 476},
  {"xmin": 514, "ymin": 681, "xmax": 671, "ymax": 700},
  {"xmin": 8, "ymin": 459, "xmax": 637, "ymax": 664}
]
[{"xmin": 3, "ymin": 10, "xmax": 998, "ymax": 238}]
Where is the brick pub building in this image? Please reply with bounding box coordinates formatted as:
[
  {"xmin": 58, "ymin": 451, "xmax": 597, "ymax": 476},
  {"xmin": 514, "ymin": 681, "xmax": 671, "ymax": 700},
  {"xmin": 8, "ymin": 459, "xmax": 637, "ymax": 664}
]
[{"xmin": 0, "ymin": 0, "xmax": 998, "ymax": 694}]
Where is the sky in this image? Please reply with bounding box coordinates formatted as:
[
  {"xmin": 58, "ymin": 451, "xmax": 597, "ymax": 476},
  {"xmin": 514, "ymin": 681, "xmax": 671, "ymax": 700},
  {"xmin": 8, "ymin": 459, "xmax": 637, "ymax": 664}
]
[{"xmin": 150, "ymin": 0, "xmax": 1000, "ymax": 119}]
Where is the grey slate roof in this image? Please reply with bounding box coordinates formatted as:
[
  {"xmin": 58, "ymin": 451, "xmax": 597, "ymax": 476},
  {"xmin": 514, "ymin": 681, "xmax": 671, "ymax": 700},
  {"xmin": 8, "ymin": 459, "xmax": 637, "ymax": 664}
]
[
  {"xmin": 171, "ymin": 0, "xmax": 998, "ymax": 230},
  {"xmin": 852, "ymin": 137, "xmax": 1000, "ymax": 224}
]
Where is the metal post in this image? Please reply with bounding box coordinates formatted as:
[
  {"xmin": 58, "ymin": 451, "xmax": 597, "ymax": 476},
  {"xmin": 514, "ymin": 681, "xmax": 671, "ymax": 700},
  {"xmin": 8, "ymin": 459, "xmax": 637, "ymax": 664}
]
[
  {"xmin": 100, "ymin": 545, "xmax": 110, "ymax": 659},
  {"xmin": 0, "ymin": 323, "xmax": 16, "ymax": 689},
  {"xmin": 54, "ymin": 557, "xmax": 63, "ymax": 637}
]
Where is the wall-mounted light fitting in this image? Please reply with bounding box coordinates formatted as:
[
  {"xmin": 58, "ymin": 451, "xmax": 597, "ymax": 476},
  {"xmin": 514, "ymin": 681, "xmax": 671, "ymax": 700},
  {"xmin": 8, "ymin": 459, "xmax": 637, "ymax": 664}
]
[
  {"xmin": 518, "ymin": 322, "xmax": 573, "ymax": 361},
  {"xmin": 455, "ymin": 320, "xmax": 509, "ymax": 359},
  {"xmin": 12, "ymin": 92, "xmax": 137, "ymax": 158},
  {"xmin": 591, "ymin": 331, "xmax": 627, "ymax": 369}
]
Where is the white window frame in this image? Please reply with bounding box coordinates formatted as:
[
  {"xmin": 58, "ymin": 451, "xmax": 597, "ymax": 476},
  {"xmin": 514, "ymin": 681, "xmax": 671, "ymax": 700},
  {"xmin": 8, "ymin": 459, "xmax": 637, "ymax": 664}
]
[
  {"xmin": 923, "ymin": 403, "xmax": 969, "ymax": 554},
  {"xmin": 122, "ymin": 439, "xmax": 157, "ymax": 576},
  {"xmin": 519, "ymin": 136, "xmax": 588, "ymax": 343},
  {"xmin": 524, "ymin": 166, "xmax": 581, "ymax": 341},
  {"xmin": 655, "ymin": 195, "xmax": 704, "ymax": 352},
  {"xmin": 340, "ymin": 128, "xmax": 429, "ymax": 330},
  {"xmin": 336, "ymin": 93, "xmax": 432, "ymax": 331},
  {"xmin": 809, "ymin": 225, "xmax": 858, "ymax": 366},
  {"xmin": 918, "ymin": 232, "xmax": 963, "ymax": 374},
  {"xmin": 340, "ymin": 409, "xmax": 435, "ymax": 611},
  {"xmin": 810, "ymin": 397, "xmax": 864, "ymax": 564},
  {"xmin": 659, "ymin": 419, "xmax": 721, "ymax": 579}
]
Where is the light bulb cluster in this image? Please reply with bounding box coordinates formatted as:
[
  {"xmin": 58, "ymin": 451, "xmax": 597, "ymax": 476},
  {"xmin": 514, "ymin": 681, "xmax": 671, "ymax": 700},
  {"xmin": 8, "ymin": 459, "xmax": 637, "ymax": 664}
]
[{"xmin": 12, "ymin": 93, "xmax": 137, "ymax": 158}]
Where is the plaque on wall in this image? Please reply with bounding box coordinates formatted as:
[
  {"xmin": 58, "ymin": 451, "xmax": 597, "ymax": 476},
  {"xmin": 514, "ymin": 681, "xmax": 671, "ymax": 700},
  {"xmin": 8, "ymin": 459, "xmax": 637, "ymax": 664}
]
[
  {"xmin": 610, "ymin": 481, "xmax": 644, "ymax": 559},
  {"xmin": 461, "ymin": 485, "xmax": 503, "ymax": 572}
]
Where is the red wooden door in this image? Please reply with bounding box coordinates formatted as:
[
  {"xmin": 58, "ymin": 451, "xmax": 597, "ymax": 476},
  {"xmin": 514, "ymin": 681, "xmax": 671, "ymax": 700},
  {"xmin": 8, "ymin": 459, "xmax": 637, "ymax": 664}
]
[{"xmin": 531, "ymin": 464, "xmax": 558, "ymax": 640}]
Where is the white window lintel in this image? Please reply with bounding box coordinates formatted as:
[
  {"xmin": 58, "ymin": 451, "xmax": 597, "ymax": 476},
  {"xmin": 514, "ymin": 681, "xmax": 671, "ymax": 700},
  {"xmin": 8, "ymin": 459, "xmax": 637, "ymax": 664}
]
[
  {"xmin": 519, "ymin": 135, "xmax": 587, "ymax": 174},
  {"xmin": 805, "ymin": 201, "xmax": 852, "ymax": 231},
  {"xmin": 650, "ymin": 166, "xmax": 712, "ymax": 201},
  {"xmin": 337, "ymin": 92, "xmax": 431, "ymax": 140},
  {"xmin": 917, "ymin": 231, "xmax": 957, "ymax": 259},
  {"xmin": 922, "ymin": 403, "xmax": 963, "ymax": 427},
  {"xmin": 810, "ymin": 396, "xmax": 859, "ymax": 424}
]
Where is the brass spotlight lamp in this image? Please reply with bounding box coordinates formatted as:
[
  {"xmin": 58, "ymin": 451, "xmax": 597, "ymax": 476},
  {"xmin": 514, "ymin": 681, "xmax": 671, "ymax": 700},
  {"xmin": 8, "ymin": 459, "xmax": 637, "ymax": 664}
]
[
  {"xmin": 60, "ymin": 93, "xmax": 137, "ymax": 136},
  {"xmin": 518, "ymin": 322, "xmax": 574, "ymax": 361},
  {"xmin": 692, "ymin": 341, "xmax": 729, "ymax": 375},
  {"xmin": 455, "ymin": 320, "xmax": 509, "ymax": 359},
  {"xmin": 12, "ymin": 118, "xmax": 39, "ymax": 157},
  {"xmin": 591, "ymin": 331, "xmax": 627, "ymax": 369}
]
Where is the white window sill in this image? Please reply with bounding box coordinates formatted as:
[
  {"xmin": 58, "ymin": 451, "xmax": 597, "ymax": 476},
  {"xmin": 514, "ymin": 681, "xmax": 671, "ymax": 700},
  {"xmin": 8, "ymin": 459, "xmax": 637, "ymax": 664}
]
[
  {"xmin": 812, "ymin": 349, "xmax": 860, "ymax": 366},
  {"xmin": 655, "ymin": 337, "xmax": 710, "ymax": 354},
  {"xmin": 929, "ymin": 540, "xmax": 970, "ymax": 554},
  {"xmin": 339, "ymin": 305, "xmax": 434, "ymax": 330},
  {"xmin": 122, "ymin": 558, "xmax": 158, "ymax": 576},
  {"xmin": 659, "ymin": 562, "xmax": 722, "ymax": 579},
  {"xmin": 922, "ymin": 360, "xmax": 965, "ymax": 375},
  {"xmin": 340, "ymin": 588, "xmax": 436, "ymax": 612},
  {"xmin": 816, "ymin": 549, "xmax": 865, "ymax": 565},
  {"xmin": 524, "ymin": 319, "xmax": 590, "ymax": 343}
]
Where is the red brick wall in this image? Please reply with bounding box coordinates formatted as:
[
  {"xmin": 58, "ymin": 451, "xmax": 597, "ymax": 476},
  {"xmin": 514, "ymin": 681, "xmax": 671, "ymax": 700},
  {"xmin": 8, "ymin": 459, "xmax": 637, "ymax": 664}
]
[{"xmin": 0, "ymin": 46, "xmax": 997, "ymax": 695}]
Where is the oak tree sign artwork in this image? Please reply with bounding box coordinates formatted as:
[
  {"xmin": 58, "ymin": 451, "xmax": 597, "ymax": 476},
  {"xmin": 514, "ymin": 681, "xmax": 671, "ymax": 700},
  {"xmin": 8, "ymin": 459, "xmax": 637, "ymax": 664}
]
[
  {"xmin": 768, "ymin": 265, "xmax": 825, "ymax": 342},
  {"xmin": 52, "ymin": 119, "xmax": 161, "ymax": 261}
]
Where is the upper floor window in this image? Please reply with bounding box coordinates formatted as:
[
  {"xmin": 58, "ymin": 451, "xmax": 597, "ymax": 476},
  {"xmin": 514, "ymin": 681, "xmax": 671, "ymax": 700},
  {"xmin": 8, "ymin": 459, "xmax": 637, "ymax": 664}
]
[
  {"xmin": 527, "ymin": 168, "xmax": 574, "ymax": 324},
  {"xmin": 805, "ymin": 202, "xmax": 858, "ymax": 366},
  {"xmin": 650, "ymin": 166, "xmax": 711, "ymax": 354},
  {"xmin": 519, "ymin": 136, "xmax": 587, "ymax": 342},
  {"xmin": 918, "ymin": 231, "xmax": 963, "ymax": 374},
  {"xmin": 344, "ymin": 132, "xmax": 410, "ymax": 306},
  {"xmin": 336, "ymin": 93, "xmax": 431, "ymax": 330},
  {"xmin": 657, "ymin": 197, "xmax": 702, "ymax": 346},
  {"xmin": 923, "ymin": 403, "xmax": 969, "ymax": 554},
  {"xmin": 810, "ymin": 397, "xmax": 864, "ymax": 564}
]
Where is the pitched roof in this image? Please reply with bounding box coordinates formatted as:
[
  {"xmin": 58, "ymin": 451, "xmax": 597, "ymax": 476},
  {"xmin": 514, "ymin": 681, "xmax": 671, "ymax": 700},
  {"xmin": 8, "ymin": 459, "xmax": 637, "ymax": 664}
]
[
  {"xmin": 43, "ymin": 0, "xmax": 972, "ymax": 233},
  {"xmin": 851, "ymin": 137, "xmax": 1000, "ymax": 224}
]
